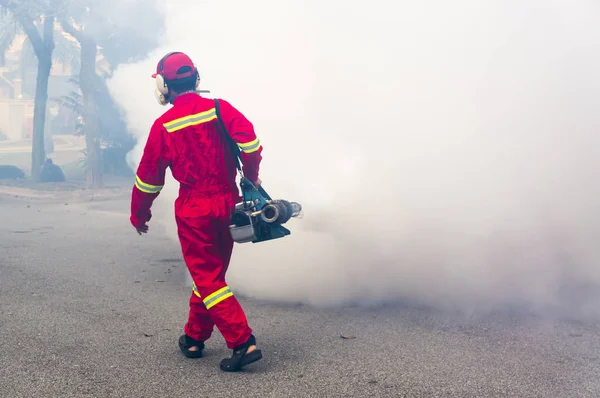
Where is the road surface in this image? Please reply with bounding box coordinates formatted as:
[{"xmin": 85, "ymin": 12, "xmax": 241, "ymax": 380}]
[{"xmin": 1, "ymin": 184, "xmax": 600, "ymax": 398}]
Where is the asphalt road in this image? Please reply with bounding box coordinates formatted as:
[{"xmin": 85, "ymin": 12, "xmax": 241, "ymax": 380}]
[{"xmin": 1, "ymin": 186, "xmax": 600, "ymax": 398}]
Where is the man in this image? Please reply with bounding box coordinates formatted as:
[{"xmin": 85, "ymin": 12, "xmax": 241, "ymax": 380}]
[
  {"xmin": 39, "ymin": 158, "xmax": 66, "ymax": 183},
  {"xmin": 130, "ymin": 51, "xmax": 263, "ymax": 372}
]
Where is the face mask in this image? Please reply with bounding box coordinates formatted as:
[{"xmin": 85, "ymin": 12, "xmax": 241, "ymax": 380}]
[{"xmin": 155, "ymin": 89, "xmax": 170, "ymax": 106}]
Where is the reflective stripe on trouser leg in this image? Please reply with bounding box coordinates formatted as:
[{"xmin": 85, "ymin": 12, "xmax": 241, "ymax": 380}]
[
  {"xmin": 192, "ymin": 282, "xmax": 234, "ymax": 308},
  {"xmin": 192, "ymin": 281, "xmax": 201, "ymax": 298},
  {"xmin": 185, "ymin": 286, "xmax": 214, "ymax": 342},
  {"xmin": 203, "ymin": 286, "xmax": 234, "ymax": 309}
]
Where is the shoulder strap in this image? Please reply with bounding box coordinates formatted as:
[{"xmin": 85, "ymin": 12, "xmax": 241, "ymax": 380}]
[
  {"xmin": 214, "ymin": 99, "xmax": 243, "ymax": 173},
  {"xmin": 214, "ymin": 98, "xmax": 273, "ymax": 201}
]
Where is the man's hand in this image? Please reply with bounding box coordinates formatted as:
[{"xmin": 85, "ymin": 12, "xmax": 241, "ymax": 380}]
[
  {"xmin": 130, "ymin": 214, "xmax": 150, "ymax": 235},
  {"xmin": 136, "ymin": 223, "xmax": 149, "ymax": 235},
  {"xmin": 254, "ymin": 177, "xmax": 262, "ymax": 187}
]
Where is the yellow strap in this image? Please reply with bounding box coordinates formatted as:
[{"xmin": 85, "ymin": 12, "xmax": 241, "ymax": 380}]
[
  {"xmin": 135, "ymin": 175, "xmax": 163, "ymax": 194},
  {"xmin": 163, "ymin": 108, "xmax": 217, "ymax": 133}
]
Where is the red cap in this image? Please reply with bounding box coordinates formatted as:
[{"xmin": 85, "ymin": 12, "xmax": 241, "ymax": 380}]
[{"xmin": 151, "ymin": 52, "xmax": 196, "ymax": 80}]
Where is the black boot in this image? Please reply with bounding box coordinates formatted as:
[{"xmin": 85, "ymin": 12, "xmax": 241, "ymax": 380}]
[
  {"xmin": 220, "ymin": 334, "xmax": 263, "ymax": 372},
  {"xmin": 178, "ymin": 334, "xmax": 205, "ymax": 358}
]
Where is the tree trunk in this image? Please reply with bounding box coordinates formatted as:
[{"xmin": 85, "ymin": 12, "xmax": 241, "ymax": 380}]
[
  {"xmin": 80, "ymin": 36, "xmax": 103, "ymax": 188},
  {"xmin": 29, "ymin": 15, "xmax": 54, "ymax": 181},
  {"xmin": 31, "ymin": 54, "xmax": 51, "ymax": 180}
]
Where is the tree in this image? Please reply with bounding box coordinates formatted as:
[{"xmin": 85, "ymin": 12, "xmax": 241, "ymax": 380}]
[
  {"xmin": 0, "ymin": 0, "xmax": 55, "ymax": 181},
  {"xmin": 56, "ymin": 0, "xmax": 165, "ymax": 188},
  {"xmin": 14, "ymin": 23, "xmax": 81, "ymax": 156},
  {"xmin": 50, "ymin": 74, "xmax": 135, "ymax": 177},
  {"xmin": 55, "ymin": 16, "xmax": 101, "ymax": 188},
  {"xmin": 9, "ymin": 21, "xmax": 80, "ymax": 97},
  {"xmin": 2, "ymin": 0, "xmax": 164, "ymax": 186}
]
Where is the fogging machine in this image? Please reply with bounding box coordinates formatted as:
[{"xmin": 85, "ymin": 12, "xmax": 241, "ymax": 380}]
[{"xmin": 214, "ymin": 99, "xmax": 302, "ymax": 244}]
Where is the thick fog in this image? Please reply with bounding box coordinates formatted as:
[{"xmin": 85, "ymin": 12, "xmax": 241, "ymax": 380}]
[{"xmin": 108, "ymin": 0, "xmax": 600, "ymax": 318}]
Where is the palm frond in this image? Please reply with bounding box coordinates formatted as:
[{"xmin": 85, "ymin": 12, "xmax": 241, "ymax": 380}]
[
  {"xmin": 52, "ymin": 28, "xmax": 80, "ymax": 70},
  {"xmin": 49, "ymin": 90, "xmax": 83, "ymax": 115},
  {"xmin": 0, "ymin": 12, "xmax": 20, "ymax": 57}
]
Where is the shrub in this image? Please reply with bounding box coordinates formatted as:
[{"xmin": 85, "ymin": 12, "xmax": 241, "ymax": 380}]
[{"xmin": 0, "ymin": 165, "xmax": 25, "ymax": 179}]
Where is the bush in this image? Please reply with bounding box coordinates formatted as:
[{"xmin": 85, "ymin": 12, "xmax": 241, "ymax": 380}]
[{"xmin": 0, "ymin": 165, "xmax": 25, "ymax": 179}]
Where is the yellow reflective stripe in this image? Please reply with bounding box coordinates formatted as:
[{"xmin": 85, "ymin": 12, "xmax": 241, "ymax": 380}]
[
  {"xmin": 163, "ymin": 108, "xmax": 217, "ymax": 133},
  {"xmin": 135, "ymin": 175, "xmax": 163, "ymax": 194},
  {"xmin": 238, "ymin": 137, "xmax": 261, "ymax": 153},
  {"xmin": 203, "ymin": 286, "xmax": 234, "ymax": 309},
  {"xmin": 192, "ymin": 282, "xmax": 201, "ymax": 298}
]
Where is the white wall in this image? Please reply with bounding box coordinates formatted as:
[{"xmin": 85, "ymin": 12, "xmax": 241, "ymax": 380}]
[{"xmin": 0, "ymin": 99, "xmax": 33, "ymax": 141}]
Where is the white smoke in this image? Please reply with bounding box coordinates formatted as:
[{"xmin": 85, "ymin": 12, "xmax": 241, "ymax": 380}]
[{"xmin": 108, "ymin": 0, "xmax": 600, "ymax": 318}]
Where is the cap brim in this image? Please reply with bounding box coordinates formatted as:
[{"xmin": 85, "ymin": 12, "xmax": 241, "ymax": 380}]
[{"xmin": 151, "ymin": 73, "xmax": 158, "ymax": 78}]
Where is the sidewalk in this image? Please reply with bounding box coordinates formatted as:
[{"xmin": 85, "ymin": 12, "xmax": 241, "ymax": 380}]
[{"xmin": 0, "ymin": 135, "xmax": 86, "ymax": 154}]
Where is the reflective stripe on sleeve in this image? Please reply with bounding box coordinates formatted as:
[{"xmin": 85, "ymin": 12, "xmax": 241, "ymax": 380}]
[
  {"xmin": 203, "ymin": 286, "xmax": 234, "ymax": 309},
  {"xmin": 237, "ymin": 137, "xmax": 261, "ymax": 154},
  {"xmin": 135, "ymin": 175, "xmax": 163, "ymax": 194},
  {"xmin": 163, "ymin": 108, "xmax": 217, "ymax": 133}
]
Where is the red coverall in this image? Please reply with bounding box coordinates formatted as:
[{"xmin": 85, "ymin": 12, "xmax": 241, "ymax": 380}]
[{"xmin": 130, "ymin": 93, "xmax": 263, "ymax": 349}]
